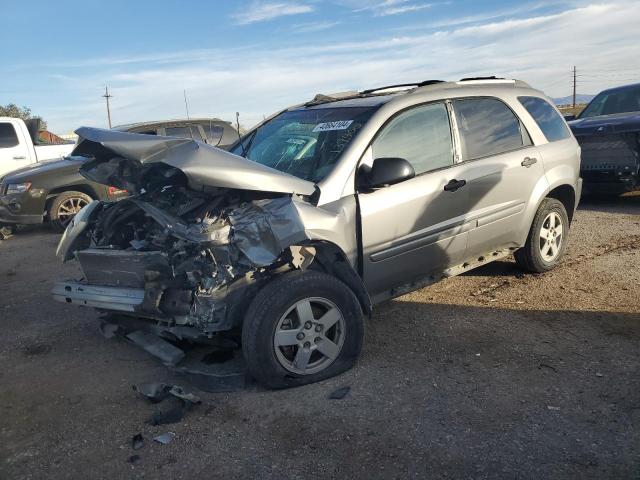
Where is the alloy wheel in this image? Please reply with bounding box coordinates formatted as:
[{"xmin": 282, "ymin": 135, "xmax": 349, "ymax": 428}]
[
  {"xmin": 57, "ymin": 197, "xmax": 89, "ymax": 227},
  {"xmin": 273, "ymin": 297, "xmax": 346, "ymax": 375},
  {"xmin": 539, "ymin": 211, "xmax": 563, "ymax": 262}
]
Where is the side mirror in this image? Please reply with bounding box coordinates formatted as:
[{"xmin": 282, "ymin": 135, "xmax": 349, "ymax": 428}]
[
  {"xmin": 563, "ymin": 113, "xmax": 576, "ymax": 121},
  {"xmin": 360, "ymin": 157, "xmax": 415, "ymax": 189}
]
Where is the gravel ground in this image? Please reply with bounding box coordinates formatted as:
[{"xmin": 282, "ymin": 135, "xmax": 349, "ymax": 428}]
[{"xmin": 1, "ymin": 194, "xmax": 639, "ymax": 479}]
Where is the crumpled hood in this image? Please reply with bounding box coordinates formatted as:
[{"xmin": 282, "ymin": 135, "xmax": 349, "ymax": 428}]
[
  {"xmin": 569, "ymin": 111, "xmax": 640, "ymax": 136},
  {"xmin": 72, "ymin": 127, "xmax": 316, "ymax": 196}
]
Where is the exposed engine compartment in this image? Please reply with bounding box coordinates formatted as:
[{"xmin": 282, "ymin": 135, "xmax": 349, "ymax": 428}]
[{"xmin": 59, "ymin": 180, "xmax": 316, "ymax": 335}]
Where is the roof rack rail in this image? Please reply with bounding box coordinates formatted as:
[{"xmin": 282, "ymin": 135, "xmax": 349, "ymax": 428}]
[
  {"xmin": 360, "ymin": 80, "xmax": 444, "ymax": 95},
  {"xmin": 459, "ymin": 76, "xmax": 508, "ymax": 81}
]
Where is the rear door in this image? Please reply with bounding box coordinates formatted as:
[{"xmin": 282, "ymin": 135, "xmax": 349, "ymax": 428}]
[
  {"xmin": 358, "ymin": 102, "xmax": 473, "ymax": 302},
  {"xmin": 449, "ymin": 97, "xmax": 546, "ymax": 257},
  {"xmin": 0, "ymin": 120, "xmax": 32, "ymax": 177}
]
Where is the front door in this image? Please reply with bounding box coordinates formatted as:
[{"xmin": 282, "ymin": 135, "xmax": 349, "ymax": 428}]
[
  {"xmin": 358, "ymin": 102, "xmax": 473, "ymax": 302},
  {"xmin": 0, "ymin": 121, "xmax": 31, "ymax": 177}
]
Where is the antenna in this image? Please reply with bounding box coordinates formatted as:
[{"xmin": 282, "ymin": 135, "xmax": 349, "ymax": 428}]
[
  {"xmin": 236, "ymin": 112, "xmax": 246, "ymax": 157},
  {"xmin": 183, "ymin": 90, "xmax": 190, "ymax": 120},
  {"xmin": 102, "ymin": 86, "xmax": 113, "ymax": 128}
]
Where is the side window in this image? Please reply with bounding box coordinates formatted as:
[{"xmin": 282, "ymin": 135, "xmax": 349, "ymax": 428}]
[
  {"xmin": 0, "ymin": 122, "xmax": 19, "ymax": 148},
  {"xmin": 452, "ymin": 98, "xmax": 526, "ymax": 160},
  {"xmin": 372, "ymin": 102, "xmax": 453, "ymax": 175},
  {"xmin": 165, "ymin": 125, "xmax": 204, "ymax": 141},
  {"xmin": 519, "ymin": 96, "xmax": 571, "ymax": 142}
]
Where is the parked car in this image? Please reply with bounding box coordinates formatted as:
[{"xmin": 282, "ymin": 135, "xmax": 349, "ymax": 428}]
[
  {"xmin": 53, "ymin": 78, "xmax": 581, "ymax": 388},
  {"xmin": 567, "ymin": 82, "xmax": 640, "ymax": 195},
  {"xmin": 0, "ymin": 117, "xmax": 74, "ymax": 178},
  {"xmin": 0, "ymin": 118, "xmax": 238, "ymax": 231}
]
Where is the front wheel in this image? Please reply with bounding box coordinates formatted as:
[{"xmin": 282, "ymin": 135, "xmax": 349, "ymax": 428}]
[
  {"xmin": 48, "ymin": 191, "xmax": 93, "ymax": 232},
  {"xmin": 242, "ymin": 270, "xmax": 364, "ymax": 389},
  {"xmin": 515, "ymin": 198, "xmax": 569, "ymax": 273}
]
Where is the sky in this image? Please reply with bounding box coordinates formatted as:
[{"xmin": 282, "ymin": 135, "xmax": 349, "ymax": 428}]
[{"xmin": 1, "ymin": 0, "xmax": 639, "ymax": 134}]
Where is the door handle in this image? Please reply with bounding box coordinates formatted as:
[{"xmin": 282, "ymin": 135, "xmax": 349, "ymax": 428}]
[
  {"xmin": 13, "ymin": 155, "xmax": 26, "ymax": 160},
  {"xmin": 444, "ymin": 179, "xmax": 467, "ymax": 192},
  {"xmin": 521, "ymin": 157, "xmax": 537, "ymax": 167}
]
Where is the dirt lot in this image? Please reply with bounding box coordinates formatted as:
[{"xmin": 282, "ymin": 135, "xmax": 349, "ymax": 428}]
[{"xmin": 1, "ymin": 195, "xmax": 639, "ymax": 479}]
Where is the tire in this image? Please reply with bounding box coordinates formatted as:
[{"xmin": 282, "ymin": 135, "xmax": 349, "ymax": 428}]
[
  {"xmin": 242, "ymin": 270, "xmax": 364, "ymax": 389},
  {"xmin": 515, "ymin": 198, "xmax": 569, "ymax": 273},
  {"xmin": 48, "ymin": 191, "xmax": 93, "ymax": 232}
]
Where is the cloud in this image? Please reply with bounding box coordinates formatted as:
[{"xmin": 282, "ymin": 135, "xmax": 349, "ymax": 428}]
[
  {"xmin": 347, "ymin": 0, "xmax": 435, "ymax": 16},
  {"xmin": 232, "ymin": 1, "xmax": 314, "ymax": 25},
  {"xmin": 15, "ymin": 1, "xmax": 640, "ymax": 133},
  {"xmin": 291, "ymin": 21, "xmax": 342, "ymax": 33}
]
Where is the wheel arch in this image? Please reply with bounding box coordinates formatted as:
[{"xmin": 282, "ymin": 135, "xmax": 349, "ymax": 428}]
[
  {"xmin": 291, "ymin": 240, "xmax": 372, "ymax": 318},
  {"xmin": 45, "ymin": 185, "xmax": 98, "ymax": 218},
  {"xmin": 545, "ymin": 183, "xmax": 576, "ymax": 224}
]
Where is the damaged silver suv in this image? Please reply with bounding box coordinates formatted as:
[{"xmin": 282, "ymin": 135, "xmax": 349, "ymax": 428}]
[{"xmin": 54, "ymin": 78, "xmax": 582, "ymax": 388}]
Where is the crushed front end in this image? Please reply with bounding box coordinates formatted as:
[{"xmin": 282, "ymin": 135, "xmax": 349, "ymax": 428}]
[
  {"xmin": 52, "ymin": 127, "xmax": 326, "ymax": 340},
  {"xmin": 54, "ymin": 188, "xmax": 308, "ymax": 337}
]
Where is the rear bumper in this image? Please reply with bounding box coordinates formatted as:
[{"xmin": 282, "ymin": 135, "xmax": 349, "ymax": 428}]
[{"xmin": 52, "ymin": 281, "xmax": 145, "ymax": 312}]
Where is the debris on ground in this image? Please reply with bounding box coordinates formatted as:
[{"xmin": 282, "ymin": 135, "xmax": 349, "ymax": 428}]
[
  {"xmin": 153, "ymin": 432, "xmax": 175, "ymax": 445},
  {"xmin": 329, "ymin": 386, "xmax": 351, "ymax": 400},
  {"xmin": 99, "ymin": 322, "xmax": 121, "ymax": 339},
  {"xmin": 134, "ymin": 383, "xmax": 201, "ymax": 425},
  {"xmin": 547, "ymin": 406, "xmax": 561, "ymax": 411},
  {"xmin": 131, "ymin": 433, "xmax": 144, "ymax": 450},
  {"xmin": 134, "ymin": 383, "xmax": 201, "ymax": 404},
  {"xmin": 126, "ymin": 331, "xmax": 185, "ymax": 366},
  {"xmin": 127, "ymin": 455, "xmax": 141, "ymax": 465}
]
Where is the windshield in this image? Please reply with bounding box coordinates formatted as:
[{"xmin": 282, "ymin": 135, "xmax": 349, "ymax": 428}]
[
  {"xmin": 580, "ymin": 85, "xmax": 640, "ymax": 118},
  {"xmin": 231, "ymin": 106, "xmax": 377, "ymax": 182}
]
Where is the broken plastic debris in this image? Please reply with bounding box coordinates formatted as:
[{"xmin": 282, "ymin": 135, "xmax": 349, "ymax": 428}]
[
  {"xmin": 134, "ymin": 383, "xmax": 201, "ymax": 404},
  {"xmin": 150, "ymin": 402, "xmax": 189, "ymax": 426},
  {"xmin": 126, "ymin": 331, "xmax": 185, "ymax": 366},
  {"xmin": 153, "ymin": 432, "xmax": 175, "ymax": 445},
  {"xmin": 135, "ymin": 383, "xmax": 201, "ymax": 425},
  {"xmin": 131, "ymin": 433, "xmax": 144, "ymax": 450},
  {"xmin": 329, "ymin": 386, "xmax": 351, "ymax": 400},
  {"xmin": 99, "ymin": 322, "xmax": 120, "ymax": 339}
]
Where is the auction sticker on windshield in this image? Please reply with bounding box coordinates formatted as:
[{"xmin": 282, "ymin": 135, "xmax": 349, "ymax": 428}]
[{"xmin": 312, "ymin": 120, "xmax": 353, "ymax": 132}]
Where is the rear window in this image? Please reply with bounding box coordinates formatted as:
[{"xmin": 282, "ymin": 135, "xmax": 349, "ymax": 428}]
[
  {"xmin": 0, "ymin": 122, "xmax": 19, "ymax": 148},
  {"xmin": 165, "ymin": 125, "xmax": 204, "ymax": 141},
  {"xmin": 519, "ymin": 96, "xmax": 571, "ymax": 142},
  {"xmin": 452, "ymin": 98, "xmax": 527, "ymax": 160}
]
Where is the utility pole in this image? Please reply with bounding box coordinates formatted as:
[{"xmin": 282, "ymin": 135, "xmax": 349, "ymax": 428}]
[
  {"xmin": 572, "ymin": 66, "xmax": 577, "ymax": 110},
  {"xmin": 102, "ymin": 86, "xmax": 113, "ymax": 128},
  {"xmin": 183, "ymin": 90, "xmax": 190, "ymax": 119}
]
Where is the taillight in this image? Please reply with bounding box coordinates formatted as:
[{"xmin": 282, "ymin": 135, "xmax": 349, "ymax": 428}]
[{"xmin": 108, "ymin": 186, "xmax": 128, "ymax": 196}]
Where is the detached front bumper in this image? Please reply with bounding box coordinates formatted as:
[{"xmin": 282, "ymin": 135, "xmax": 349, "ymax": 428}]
[{"xmin": 52, "ymin": 281, "xmax": 145, "ymax": 312}]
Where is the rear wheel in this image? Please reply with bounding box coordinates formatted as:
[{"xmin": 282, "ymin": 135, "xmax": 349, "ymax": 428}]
[
  {"xmin": 48, "ymin": 191, "xmax": 92, "ymax": 232},
  {"xmin": 242, "ymin": 270, "xmax": 364, "ymax": 389},
  {"xmin": 515, "ymin": 198, "xmax": 569, "ymax": 273}
]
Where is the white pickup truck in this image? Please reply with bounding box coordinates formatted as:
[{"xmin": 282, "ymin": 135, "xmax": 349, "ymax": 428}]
[{"xmin": 0, "ymin": 117, "xmax": 74, "ymax": 178}]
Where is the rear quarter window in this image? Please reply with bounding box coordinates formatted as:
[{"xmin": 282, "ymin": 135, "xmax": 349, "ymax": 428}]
[
  {"xmin": 519, "ymin": 96, "xmax": 571, "ymax": 142},
  {"xmin": 0, "ymin": 122, "xmax": 19, "ymax": 148}
]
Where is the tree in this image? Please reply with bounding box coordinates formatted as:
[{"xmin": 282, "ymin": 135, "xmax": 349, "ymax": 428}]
[{"xmin": 0, "ymin": 104, "xmax": 47, "ymax": 130}]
